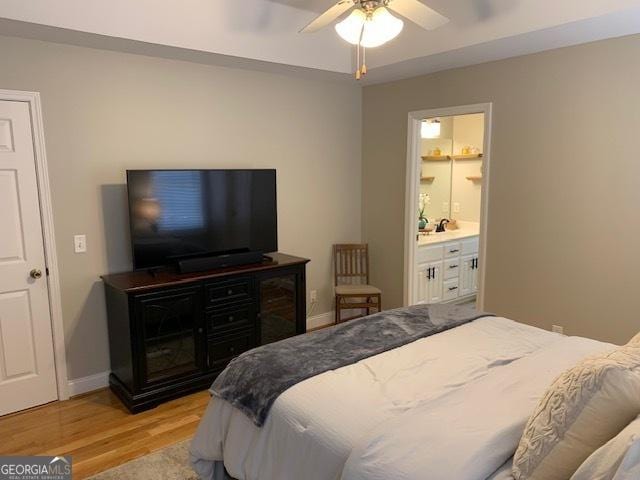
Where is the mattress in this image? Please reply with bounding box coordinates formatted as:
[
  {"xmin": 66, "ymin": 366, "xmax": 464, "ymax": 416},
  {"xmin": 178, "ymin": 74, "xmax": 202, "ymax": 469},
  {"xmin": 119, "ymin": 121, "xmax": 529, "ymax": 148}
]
[{"xmin": 191, "ymin": 316, "xmax": 613, "ymax": 480}]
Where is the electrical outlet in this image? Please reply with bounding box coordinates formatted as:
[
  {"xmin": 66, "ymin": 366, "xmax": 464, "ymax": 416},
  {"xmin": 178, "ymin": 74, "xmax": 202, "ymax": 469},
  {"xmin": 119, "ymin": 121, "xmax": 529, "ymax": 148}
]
[
  {"xmin": 453, "ymin": 202, "xmax": 461, "ymax": 213},
  {"xmin": 551, "ymin": 325, "xmax": 564, "ymax": 335},
  {"xmin": 74, "ymin": 234, "xmax": 87, "ymax": 253},
  {"xmin": 310, "ymin": 290, "xmax": 318, "ymax": 303},
  {"xmin": 442, "ymin": 201, "xmax": 449, "ymax": 213}
]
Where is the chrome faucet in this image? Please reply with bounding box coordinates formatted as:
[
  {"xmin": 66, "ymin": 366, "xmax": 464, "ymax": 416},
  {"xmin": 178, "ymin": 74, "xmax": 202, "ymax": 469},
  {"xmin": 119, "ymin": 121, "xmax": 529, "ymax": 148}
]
[{"xmin": 436, "ymin": 218, "xmax": 449, "ymax": 233}]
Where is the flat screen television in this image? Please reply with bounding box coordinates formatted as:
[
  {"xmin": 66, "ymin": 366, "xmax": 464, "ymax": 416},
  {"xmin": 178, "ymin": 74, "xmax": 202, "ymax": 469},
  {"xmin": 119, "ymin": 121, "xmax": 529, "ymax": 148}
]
[{"xmin": 126, "ymin": 169, "xmax": 277, "ymax": 270}]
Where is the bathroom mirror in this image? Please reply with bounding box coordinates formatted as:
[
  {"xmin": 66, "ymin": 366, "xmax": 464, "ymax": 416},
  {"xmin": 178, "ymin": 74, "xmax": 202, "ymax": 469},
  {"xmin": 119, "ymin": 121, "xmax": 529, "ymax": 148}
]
[{"xmin": 419, "ymin": 113, "xmax": 484, "ymax": 225}]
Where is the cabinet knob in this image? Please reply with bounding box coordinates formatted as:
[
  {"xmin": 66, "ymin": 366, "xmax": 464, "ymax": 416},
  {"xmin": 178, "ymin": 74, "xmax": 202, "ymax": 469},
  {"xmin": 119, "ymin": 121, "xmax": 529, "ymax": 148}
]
[
  {"xmin": 449, "ymin": 249, "xmax": 459, "ymax": 253},
  {"xmin": 449, "ymin": 264, "xmax": 458, "ymax": 269},
  {"xmin": 448, "ymin": 286, "xmax": 458, "ymax": 291},
  {"xmin": 228, "ymin": 316, "xmax": 234, "ymax": 322},
  {"xmin": 227, "ymin": 289, "xmax": 233, "ymax": 295},
  {"xmin": 229, "ymin": 346, "xmax": 235, "ymax": 354},
  {"xmin": 198, "ymin": 327, "xmax": 203, "ymax": 333}
]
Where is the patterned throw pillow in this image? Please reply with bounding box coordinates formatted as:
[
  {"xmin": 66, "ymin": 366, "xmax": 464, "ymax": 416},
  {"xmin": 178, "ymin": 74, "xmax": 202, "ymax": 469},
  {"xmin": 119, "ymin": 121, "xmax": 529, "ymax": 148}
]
[{"xmin": 512, "ymin": 344, "xmax": 640, "ymax": 480}]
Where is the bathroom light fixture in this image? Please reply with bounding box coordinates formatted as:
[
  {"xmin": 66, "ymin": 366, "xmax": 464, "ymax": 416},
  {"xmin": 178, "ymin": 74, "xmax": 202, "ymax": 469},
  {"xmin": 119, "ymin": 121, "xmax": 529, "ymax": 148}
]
[
  {"xmin": 421, "ymin": 119, "xmax": 441, "ymax": 139},
  {"xmin": 335, "ymin": 6, "xmax": 404, "ymax": 48}
]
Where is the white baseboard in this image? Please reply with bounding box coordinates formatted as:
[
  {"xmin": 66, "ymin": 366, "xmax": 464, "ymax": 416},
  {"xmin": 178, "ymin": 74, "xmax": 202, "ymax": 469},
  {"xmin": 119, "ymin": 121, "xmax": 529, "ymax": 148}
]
[
  {"xmin": 307, "ymin": 311, "xmax": 335, "ymax": 330},
  {"xmin": 67, "ymin": 371, "xmax": 110, "ymax": 397}
]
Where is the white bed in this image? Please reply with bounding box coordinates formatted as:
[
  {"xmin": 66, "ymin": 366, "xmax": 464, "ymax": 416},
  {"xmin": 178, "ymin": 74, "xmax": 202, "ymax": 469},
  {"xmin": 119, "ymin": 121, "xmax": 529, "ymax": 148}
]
[{"xmin": 190, "ymin": 316, "xmax": 613, "ymax": 480}]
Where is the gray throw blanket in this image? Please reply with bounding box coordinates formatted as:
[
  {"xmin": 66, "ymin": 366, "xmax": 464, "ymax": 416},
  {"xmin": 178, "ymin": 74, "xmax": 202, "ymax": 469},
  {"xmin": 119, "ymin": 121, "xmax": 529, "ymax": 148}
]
[{"xmin": 210, "ymin": 303, "xmax": 492, "ymax": 427}]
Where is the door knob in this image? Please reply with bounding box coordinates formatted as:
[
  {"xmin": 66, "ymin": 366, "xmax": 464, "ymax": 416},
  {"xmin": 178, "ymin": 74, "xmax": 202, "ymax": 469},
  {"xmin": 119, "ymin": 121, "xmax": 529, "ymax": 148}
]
[{"xmin": 30, "ymin": 269, "xmax": 43, "ymax": 279}]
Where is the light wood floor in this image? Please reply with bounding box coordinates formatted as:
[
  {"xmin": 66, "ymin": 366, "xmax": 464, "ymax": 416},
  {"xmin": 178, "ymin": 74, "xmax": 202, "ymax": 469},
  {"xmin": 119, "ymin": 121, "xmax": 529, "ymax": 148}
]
[{"xmin": 0, "ymin": 388, "xmax": 210, "ymax": 479}]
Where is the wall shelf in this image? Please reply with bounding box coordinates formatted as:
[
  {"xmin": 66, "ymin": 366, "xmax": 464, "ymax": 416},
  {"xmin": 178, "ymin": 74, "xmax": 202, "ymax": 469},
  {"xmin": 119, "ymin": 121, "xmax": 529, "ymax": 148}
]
[
  {"xmin": 466, "ymin": 175, "xmax": 482, "ymax": 181},
  {"xmin": 452, "ymin": 153, "xmax": 483, "ymax": 160},
  {"xmin": 422, "ymin": 153, "xmax": 483, "ymax": 161}
]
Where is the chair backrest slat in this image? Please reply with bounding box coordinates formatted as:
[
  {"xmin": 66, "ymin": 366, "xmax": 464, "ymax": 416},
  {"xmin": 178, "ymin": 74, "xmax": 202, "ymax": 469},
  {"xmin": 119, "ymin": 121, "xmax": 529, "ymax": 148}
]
[{"xmin": 333, "ymin": 244, "xmax": 370, "ymax": 286}]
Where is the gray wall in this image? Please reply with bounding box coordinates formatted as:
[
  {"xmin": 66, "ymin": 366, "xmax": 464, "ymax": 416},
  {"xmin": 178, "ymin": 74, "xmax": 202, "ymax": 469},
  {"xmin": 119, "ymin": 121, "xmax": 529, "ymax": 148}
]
[
  {"xmin": 362, "ymin": 34, "xmax": 640, "ymax": 345},
  {"xmin": 0, "ymin": 35, "xmax": 362, "ymax": 380},
  {"xmin": 4, "ymin": 31, "xmax": 639, "ymax": 381}
]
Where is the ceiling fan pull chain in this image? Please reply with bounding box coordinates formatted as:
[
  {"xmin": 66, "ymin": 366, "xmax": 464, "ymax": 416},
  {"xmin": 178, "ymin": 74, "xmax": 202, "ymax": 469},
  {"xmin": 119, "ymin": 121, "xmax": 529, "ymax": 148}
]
[
  {"xmin": 355, "ymin": 23, "xmax": 365, "ymax": 80},
  {"xmin": 362, "ymin": 46, "xmax": 367, "ymax": 76}
]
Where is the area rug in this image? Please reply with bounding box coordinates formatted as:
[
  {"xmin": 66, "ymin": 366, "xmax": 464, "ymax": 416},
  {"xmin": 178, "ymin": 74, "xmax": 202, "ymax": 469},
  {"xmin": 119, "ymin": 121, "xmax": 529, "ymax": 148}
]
[{"xmin": 88, "ymin": 439, "xmax": 198, "ymax": 479}]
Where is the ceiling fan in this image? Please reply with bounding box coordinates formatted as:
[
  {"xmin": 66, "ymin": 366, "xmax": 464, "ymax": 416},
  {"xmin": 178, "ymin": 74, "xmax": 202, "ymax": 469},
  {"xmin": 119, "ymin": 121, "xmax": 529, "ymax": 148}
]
[{"xmin": 300, "ymin": 0, "xmax": 449, "ymax": 79}]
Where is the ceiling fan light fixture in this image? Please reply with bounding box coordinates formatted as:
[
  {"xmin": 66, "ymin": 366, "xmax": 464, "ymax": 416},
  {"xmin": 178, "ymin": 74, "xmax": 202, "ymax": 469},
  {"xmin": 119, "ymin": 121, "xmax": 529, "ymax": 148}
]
[
  {"xmin": 335, "ymin": 6, "xmax": 404, "ymax": 48},
  {"xmin": 361, "ymin": 7, "xmax": 404, "ymax": 48},
  {"xmin": 335, "ymin": 9, "xmax": 366, "ymax": 45},
  {"xmin": 303, "ymin": 0, "xmax": 449, "ymax": 80}
]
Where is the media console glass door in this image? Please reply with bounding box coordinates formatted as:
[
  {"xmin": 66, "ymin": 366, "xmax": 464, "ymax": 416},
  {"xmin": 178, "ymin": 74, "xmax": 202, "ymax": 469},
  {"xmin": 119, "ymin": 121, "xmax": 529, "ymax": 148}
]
[
  {"xmin": 258, "ymin": 270, "xmax": 303, "ymax": 345},
  {"xmin": 135, "ymin": 286, "xmax": 205, "ymax": 386}
]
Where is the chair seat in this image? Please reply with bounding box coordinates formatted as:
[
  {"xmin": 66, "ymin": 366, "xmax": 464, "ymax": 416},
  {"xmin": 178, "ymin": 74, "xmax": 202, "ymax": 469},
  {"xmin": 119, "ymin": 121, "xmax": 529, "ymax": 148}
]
[{"xmin": 335, "ymin": 284, "xmax": 381, "ymax": 295}]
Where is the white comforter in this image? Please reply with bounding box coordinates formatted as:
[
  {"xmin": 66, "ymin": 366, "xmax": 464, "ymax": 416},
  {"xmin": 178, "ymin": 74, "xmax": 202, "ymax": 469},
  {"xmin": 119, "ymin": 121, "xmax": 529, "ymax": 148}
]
[{"xmin": 190, "ymin": 317, "xmax": 613, "ymax": 480}]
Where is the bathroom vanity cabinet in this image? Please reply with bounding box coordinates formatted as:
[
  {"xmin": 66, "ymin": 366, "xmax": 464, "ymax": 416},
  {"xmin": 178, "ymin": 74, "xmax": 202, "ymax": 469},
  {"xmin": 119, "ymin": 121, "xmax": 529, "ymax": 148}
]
[{"xmin": 416, "ymin": 236, "xmax": 479, "ymax": 304}]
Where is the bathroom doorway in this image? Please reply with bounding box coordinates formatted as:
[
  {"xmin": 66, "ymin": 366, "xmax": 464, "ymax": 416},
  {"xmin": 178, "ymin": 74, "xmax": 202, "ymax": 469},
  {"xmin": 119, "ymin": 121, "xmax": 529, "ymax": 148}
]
[{"xmin": 403, "ymin": 104, "xmax": 492, "ymax": 310}]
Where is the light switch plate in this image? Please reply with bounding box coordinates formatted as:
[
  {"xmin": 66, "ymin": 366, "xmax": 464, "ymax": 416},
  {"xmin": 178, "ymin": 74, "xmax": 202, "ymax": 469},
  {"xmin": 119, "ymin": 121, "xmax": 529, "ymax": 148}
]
[
  {"xmin": 310, "ymin": 290, "xmax": 318, "ymax": 303},
  {"xmin": 453, "ymin": 202, "xmax": 461, "ymax": 213},
  {"xmin": 74, "ymin": 234, "xmax": 87, "ymax": 253},
  {"xmin": 442, "ymin": 201, "xmax": 449, "ymax": 213}
]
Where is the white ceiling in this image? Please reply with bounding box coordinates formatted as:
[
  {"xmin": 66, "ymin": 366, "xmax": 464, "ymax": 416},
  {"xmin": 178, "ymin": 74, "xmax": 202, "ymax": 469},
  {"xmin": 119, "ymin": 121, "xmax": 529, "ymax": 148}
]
[{"xmin": 1, "ymin": 0, "xmax": 640, "ymax": 84}]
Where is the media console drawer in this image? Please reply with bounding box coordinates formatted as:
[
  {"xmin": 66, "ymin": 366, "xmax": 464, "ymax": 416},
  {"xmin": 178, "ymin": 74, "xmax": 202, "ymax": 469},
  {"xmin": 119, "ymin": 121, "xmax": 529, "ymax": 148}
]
[
  {"xmin": 206, "ymin": 303, "xmax": 255, "ymax": 332},
  {"xmin": 208, "ymin": 330, "xmax": 256, "ymax": 369},
  {"xmin": 206, "ymin": 277, "xmax": 253, "ymax": 306}
]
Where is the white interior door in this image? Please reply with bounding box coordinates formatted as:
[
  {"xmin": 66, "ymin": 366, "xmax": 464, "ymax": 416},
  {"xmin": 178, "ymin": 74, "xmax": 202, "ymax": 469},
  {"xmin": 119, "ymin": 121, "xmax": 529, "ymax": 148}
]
[{"xmin": 0, "ymin": 100, "xmax": 57, "ymax": 415}]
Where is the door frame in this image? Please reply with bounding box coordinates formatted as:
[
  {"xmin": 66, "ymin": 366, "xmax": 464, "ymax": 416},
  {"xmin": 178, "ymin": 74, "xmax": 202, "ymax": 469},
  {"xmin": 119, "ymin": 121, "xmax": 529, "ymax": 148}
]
[
  {"xmin": 403, "ymin": 103, "xmax": 493, "ymax": 310},
  {"xmin": 0, "ymin": 89, "xmax": 69, "ymax": 401}
]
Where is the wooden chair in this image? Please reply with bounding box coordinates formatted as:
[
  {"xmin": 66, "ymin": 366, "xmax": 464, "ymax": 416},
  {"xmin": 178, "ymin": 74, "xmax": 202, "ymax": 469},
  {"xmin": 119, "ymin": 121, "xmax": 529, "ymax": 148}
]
[{"xmin": 333, "ymin": 244, "xmax": 382, "ymax": 324}]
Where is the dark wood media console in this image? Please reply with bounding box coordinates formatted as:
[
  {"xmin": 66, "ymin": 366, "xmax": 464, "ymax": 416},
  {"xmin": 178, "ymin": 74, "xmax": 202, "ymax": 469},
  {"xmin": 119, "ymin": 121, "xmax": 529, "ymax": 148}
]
[{"xmin": 101, "ymin": 252, "xmax": 309, "ymax": 413}]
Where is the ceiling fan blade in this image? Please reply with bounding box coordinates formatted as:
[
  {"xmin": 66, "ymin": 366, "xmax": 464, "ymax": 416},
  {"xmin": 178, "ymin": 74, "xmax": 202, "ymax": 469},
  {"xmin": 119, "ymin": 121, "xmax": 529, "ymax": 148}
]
[
  {"xmin": 299, "ymin": 0, "xmax": 355, "ymax": 33},
  {"xmin": 388, "ymin": 0, "xmax": 449, "ymax": 30}
]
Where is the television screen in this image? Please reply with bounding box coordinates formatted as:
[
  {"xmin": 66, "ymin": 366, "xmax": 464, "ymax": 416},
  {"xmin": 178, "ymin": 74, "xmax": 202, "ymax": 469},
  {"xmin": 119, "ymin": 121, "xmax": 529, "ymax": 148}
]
[{"xmin": 126, "ymin": 169, "xmax": 277, "ymax": 270}]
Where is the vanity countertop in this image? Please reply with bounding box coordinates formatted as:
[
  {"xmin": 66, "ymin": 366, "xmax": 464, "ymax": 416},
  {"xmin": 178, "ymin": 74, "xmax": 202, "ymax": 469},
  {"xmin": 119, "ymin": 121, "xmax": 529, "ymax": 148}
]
[{"xmin": 418, "ymin": 222, "xmax": 480, "ymax": 246}]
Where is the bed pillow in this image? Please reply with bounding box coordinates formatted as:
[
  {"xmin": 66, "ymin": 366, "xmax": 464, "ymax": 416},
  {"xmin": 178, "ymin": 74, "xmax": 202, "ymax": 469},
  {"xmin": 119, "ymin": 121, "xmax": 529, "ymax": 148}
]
[
  {"xmin": 610, "ymin": 439, "xmax": 640, "ymax": 480},
  {"xmin": 512, "ymin": 343, "xmax": 640, "ymax": 480},
  {"xmin": 571, "ymin": 415, "xmax": 640, "ymax": 480}
]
